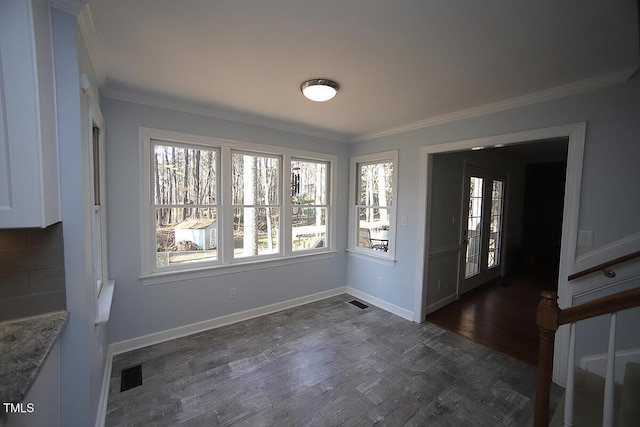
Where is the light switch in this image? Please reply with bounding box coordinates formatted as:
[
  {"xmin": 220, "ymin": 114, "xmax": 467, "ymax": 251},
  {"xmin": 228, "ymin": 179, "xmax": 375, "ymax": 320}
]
[
  {"xmin": 400, "ymin": 215, "xmax": 407, "ymax": 226},
  {"xmin": 578, "ymin": 230, "xmax": 593, "ymax": 247}
]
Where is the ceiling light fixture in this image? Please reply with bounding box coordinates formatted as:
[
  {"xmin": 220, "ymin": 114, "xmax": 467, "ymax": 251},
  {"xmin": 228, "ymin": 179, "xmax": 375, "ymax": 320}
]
[{"xmin": 300, "ymin": 79, "xmax": 340, "ymax": 102}]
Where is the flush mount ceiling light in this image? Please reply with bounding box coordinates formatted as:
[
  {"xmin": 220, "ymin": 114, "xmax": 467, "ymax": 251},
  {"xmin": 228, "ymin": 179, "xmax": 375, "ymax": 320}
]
[{"xmin": 300, "ymin": 79, "xmax": 340, "ymax": 102}]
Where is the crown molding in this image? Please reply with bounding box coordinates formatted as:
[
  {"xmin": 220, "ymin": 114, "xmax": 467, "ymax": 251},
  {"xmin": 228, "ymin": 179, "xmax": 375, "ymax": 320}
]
[
  {"xmin": 76, "ymin": 3, "xmax": 107, "ymax": 88},
  {"xmin": 351, "ymin": 66, "xmax": 638, "ymax": 142},
  {"xmin": 103, "ymin": 88, "xmax": 350, "ymax": 143},
  {"xmin": 50, "ymin": 0, "xmax": 86, "ymax": 16}
]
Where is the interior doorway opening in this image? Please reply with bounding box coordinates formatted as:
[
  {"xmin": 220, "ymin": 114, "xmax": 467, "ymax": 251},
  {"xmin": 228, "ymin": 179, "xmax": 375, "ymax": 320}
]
[
  {"xmin": 426, "ymin": 138, "xmax": 568, "ymax": 365},
  {"xmin": 414, "ymin": 121, "xmax": 590, "ymax": 383}
]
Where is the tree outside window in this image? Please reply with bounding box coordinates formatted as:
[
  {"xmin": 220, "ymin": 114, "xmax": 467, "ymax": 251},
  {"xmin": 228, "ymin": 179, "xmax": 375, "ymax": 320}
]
[
  {"xmin": 349, "ymin": 151, "xmax": 397, "ymax": 259},
  {"xmin": 141, "ymin": 128, "xmax": 336, "ymax": 278},
  {"xmin": 152, "ymin": 142, "xmax": 219, "ymax": 268},
  {"xmin": 291, "ymin": 159, "xmax": 329, "ymax": 252},
  {"xmin": 232, "ymin": 152, "xmax": 280, "ymax": 259}
]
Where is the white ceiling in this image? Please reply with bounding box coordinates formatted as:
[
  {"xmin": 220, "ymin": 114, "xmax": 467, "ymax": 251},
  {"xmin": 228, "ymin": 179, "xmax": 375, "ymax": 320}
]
[{"xmin": 87, "ymin": 0, "xmax": 639, "ymax": 142}]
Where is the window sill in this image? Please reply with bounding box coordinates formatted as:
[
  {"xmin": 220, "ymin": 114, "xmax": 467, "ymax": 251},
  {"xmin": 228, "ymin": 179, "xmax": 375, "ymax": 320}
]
[
  {"xmin": 140, "ymin": 250, "xmax": 338, "ymax": 286},
  {"xmin": 346, "ymin": 249, "xmax": 397, "ymax": 266},
  {"xmin": 95, "ymin": 279, "xmax": 115, "ymax": 325}
]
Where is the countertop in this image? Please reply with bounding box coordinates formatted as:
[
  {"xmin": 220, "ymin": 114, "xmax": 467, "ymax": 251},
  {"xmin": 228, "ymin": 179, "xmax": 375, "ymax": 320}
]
[{"xmin": 0, "ymin": 311, "xmax": 68, "ymax": 403}]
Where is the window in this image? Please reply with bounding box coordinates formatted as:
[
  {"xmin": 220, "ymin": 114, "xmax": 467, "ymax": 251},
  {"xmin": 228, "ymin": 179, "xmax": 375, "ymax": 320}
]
[
  {"xmin": 90, "ymin": 126, "xmax": 106, "ymax": 295},
  {"xmin": 83, "ymin": 74, "xmax": 114, "ymax": 324},
  {"xmin": 488, "ymin": 179, "xmax": 504, "ymax": 269},
  {"xmin": 139, "ymin": 128, "xmax": 336, "ymax": 279},
  {"xmin": 153, "ymin": 142, "xmax": 219, "ymax": 268},
  {"xmin": 348, "ymin": 151, "xmax": 398, "ymax": 261},
  {"xmin": 291, "ymin": 159, "xmax": 329, "ymax": 252},
  {"xmin": 232, "ymin": 152, "xmax": 280, "ymax": 259}
]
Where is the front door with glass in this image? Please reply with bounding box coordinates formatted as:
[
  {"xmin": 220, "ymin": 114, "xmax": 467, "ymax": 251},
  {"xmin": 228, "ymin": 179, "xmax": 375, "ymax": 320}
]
[{"xmin": 459, "ymin": 165, "xmax": 506, "ymax": 295}]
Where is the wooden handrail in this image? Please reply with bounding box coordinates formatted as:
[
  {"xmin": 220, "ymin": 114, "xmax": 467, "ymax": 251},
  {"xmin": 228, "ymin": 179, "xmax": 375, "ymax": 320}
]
[
  {"xmin": 559, "ymin": 287, "xmax": 640, "ymax": 325},
  {"xmin": 568, "ymin": 250, "xmax": 640, "ymax": 281},
  {"xmin": 534, "ymin": 287, "xmax": 640, "ymax": 426}
]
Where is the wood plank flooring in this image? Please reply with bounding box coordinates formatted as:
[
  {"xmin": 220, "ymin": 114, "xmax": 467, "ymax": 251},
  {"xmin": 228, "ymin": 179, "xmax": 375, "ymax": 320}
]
[
  {"xmin": 427, "ymin": 275, "xmax": 556, "ymax": 366},
  {"xmin": 106, "ymin": 294, "xmax": 561, "ymax": 426}
]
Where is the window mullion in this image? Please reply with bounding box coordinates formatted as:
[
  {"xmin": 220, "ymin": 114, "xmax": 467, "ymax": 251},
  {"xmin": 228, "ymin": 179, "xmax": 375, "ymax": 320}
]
[
  {"xmin": 220, "ymin": 146, "xmax": 234, "ymax": 265},
  {"xmin": 283, "ymin": 156, "xmax": 292, "ymax": 257}
]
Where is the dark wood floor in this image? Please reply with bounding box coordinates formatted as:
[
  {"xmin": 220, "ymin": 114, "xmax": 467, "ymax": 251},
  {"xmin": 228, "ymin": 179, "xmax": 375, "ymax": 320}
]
[
  {"xmin": 106, "ymin": 294, "xmax": 562, "ymax": 426},
  {"xmin": 427, "ymin": 275, "xmax": 556, "ymax": 366}
]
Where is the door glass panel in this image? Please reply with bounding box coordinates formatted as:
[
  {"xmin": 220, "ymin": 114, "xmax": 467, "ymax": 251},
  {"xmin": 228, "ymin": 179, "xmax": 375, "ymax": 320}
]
[
  {"xmin": 465, "ymin": 176, "xmax": 483, "ymax": 278},
  {"xmin": 488, "ymin": 180, "xmax": 504, "ymax": 268}
]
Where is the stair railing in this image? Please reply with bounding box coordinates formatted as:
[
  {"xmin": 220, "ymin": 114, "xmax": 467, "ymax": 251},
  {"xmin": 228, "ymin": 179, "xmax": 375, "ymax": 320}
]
[{"xmin": 534, "ymin": 251, "xmax": 640, "ymax": 427}]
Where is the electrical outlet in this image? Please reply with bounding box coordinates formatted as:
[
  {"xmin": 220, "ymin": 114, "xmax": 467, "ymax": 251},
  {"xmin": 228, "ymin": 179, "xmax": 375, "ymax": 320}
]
[
  {"xmin": 229, "ymin": 288, "xmax": 237, "ymax": 299},
  {"xmin": 438, "ymin": 279, "xmax": 442, "ymax": 290},
  {"xmin": 377, "ymin": 276, "xmax": 382, "ymax": 287}
]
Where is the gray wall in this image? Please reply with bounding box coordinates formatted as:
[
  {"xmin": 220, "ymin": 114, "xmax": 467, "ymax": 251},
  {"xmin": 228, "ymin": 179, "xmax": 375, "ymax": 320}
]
[
  {"xmin": 346, "ymin": 74, "xmax": 640, "ymax": 327},
  {"xmin": 52, "ymin": 9, "xmax": 109, "ymax": 426},
  {"xmin": 103, "ymin": 98, "xmax": 350, "ymax": 343}
]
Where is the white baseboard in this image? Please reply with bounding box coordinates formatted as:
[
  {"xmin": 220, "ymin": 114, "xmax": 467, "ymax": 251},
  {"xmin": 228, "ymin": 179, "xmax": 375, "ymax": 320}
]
[
  {"xmin": 95, "ymin": 347, "xmax": 114, "ymax": 427},
  {"xmin": 109, "ymin": 286, "xmax": 347, "ymax": 356},
  {"xmin": 426, "ymin": 293, "xmax": 458, "ymax": 315},
  {"xmin": 345, "ymin": 287, "xmax": 414, "ymax": 321},
  {"xmin": 580, "ymin": 348, "xmax": 640, "ymax": 384}
]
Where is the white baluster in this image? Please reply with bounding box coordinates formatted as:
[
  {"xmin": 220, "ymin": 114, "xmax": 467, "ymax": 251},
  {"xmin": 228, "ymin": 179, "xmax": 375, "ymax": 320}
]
[
  {"xmin": 603, "ymin": 312, "xmax": 616, "ymax": 427},
  {"xmin": 564, "ymin": 322, "xmax": 576, "ymax": 427}
]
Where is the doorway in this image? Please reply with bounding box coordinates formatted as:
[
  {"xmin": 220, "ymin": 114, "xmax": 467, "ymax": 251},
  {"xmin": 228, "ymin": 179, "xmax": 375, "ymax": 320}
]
[
  {"xmin": 416, "ymin": 123, "xmax": 585, "ymax": 382},
  {"xmin": 428, "ymin": 142, "xmax": 567, "ymax": 364}
]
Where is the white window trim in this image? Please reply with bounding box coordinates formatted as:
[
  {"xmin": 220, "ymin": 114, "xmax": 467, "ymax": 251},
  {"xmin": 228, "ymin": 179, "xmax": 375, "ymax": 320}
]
[
  {"xmin": 347, "ymin": 150, "xmax": 398, "ymax": 265},
  {"xmin": 290, "ymin": 157, "xmax": 331, "ymax": 256},
  {"xmin": 149, "ymin": 140, "xmax": 223, "ymax": 273},
  {"xmin": 82, "ymin": 74, "xmax": 114, "ymax": 324},
  {"xmin": 139, "ymin": 127, "xmax": 337, "ymax": 284}
]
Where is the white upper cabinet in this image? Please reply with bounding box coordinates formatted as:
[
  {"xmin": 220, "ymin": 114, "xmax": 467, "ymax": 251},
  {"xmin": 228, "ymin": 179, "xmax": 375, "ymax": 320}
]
[{"xmin": 0, "ymin": 0, "xmax": 60, "ymax": 228}]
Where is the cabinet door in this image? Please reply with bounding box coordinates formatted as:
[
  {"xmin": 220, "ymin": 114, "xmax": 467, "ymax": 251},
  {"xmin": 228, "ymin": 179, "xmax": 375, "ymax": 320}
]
[{"xmin": 0, "ymin": 0, "xmax": 59, "ymax": 228}]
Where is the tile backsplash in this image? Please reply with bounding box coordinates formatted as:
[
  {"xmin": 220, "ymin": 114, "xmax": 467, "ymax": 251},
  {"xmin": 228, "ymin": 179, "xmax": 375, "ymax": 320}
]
[{"xmin": 0, "ymin": 222, "xmax": 66, "ymax": 322}]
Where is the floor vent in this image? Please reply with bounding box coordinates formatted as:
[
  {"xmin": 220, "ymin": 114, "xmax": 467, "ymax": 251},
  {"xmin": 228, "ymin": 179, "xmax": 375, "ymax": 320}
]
[
  {"xmin": 349, "ymin": 300, "xmax": 369, "ymax": 309},
  {"xmin": 120, "ymin": 365, "xmax": 143, "ymax": 392}
]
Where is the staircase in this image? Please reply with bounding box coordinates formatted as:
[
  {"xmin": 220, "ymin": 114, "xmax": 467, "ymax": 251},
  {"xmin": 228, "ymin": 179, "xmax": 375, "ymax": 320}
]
[
  {"xmin": 550, "ymin": 363, "xmax": 640, "ymax": 426},
  {"xmin": 534, "ymin": 250, "xmax": 640, "ymax": 427}
]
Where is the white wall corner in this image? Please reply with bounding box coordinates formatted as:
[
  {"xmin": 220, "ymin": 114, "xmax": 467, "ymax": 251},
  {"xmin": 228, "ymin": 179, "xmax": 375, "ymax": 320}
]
[
  {"xmin": 426, "ymin": 293, "xmax": 458, "ymax": 315},
  {"xmin": 345, "ymin": 287, "xmax": 414, "ymax": 321},
  {"xmin": 580, "ymin": 348, "xmax": 640, "ymax": 384}
]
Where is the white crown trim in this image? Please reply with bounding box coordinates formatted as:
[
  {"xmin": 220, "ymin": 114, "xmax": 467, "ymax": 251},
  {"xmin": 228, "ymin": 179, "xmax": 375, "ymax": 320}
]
[
  {"xmin": 76, "ymin": 4, "xmax": 107, "ymax": 89},
  {"xmin": 351, "ymin": 67, "xmax": 638, "ymax": 142},
  {"xmin": 50, "ymin": 0, "xmax": 86, "ymax": 15},
  {"xmin": 103, "ymin": 87, "xmax": 350, "ymax": 142}
]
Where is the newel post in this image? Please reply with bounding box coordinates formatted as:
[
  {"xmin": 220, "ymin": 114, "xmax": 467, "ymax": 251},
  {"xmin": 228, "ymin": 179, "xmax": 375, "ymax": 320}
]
[{"xmin": 535, "ymin": 291, "xmax": 560, "ymax": 427}]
